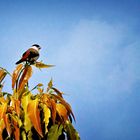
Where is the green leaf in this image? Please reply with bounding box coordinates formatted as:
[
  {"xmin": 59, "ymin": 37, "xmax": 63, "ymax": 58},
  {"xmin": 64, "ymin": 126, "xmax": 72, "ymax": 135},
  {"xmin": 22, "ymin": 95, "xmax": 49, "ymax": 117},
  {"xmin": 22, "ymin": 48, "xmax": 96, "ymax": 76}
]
[
  {"xmin": 65, "ymin": 121, "xmax": 80, "ymax": 140},
  {"xmin": 48, "ymin": 78, "xmax": 53, "ymax": 89},
  {"xmin": 47, "ymin": 124, "xmax": 63, "ymax": 140}
]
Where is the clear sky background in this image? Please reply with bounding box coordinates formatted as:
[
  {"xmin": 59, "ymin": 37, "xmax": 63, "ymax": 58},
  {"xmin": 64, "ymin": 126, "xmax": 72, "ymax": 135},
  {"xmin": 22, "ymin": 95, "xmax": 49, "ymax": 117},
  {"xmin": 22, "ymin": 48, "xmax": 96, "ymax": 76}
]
[{"xmin": 0, "ymin": 0, "xmax": 140, "ymax": 140}]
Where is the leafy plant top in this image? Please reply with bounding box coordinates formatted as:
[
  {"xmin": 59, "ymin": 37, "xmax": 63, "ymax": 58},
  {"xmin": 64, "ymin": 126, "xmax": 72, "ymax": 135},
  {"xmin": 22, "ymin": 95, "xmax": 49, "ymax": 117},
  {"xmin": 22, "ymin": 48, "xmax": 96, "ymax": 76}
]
[{"xmin": 0, "ymin": 62, "xmax": 80, "ymax": 140}]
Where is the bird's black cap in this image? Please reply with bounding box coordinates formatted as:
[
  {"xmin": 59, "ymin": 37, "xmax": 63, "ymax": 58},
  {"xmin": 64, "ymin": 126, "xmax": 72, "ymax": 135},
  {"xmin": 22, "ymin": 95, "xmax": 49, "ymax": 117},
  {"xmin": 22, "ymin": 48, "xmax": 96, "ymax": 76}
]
[{"xmin": 32, "ymin": 44, "xmax": 41, "ymax": 49}]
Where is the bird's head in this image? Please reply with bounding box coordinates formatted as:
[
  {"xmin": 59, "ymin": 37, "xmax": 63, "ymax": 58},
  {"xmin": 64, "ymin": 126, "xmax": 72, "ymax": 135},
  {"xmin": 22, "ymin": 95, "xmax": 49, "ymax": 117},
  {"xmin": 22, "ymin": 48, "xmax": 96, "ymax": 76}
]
[{"xmin": 31, "ymin": 44, "xmax": 41, "ymax": 51}]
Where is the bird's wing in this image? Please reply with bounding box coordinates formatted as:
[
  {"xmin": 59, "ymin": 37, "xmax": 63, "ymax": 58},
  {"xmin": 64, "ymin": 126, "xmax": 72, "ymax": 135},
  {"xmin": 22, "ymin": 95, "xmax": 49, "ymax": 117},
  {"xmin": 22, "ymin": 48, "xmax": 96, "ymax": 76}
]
[{"xmin": 22, "ymin": 49, "xmax": 31, "ymax": 60}]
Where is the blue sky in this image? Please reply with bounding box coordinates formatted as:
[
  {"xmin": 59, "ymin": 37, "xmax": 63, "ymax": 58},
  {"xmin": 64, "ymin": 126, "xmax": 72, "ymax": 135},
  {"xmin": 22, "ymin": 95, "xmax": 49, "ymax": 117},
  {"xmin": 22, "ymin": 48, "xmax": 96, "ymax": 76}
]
[{"xmin": 0, "ymin": 0, "xmax": 140, "ymax": 140}]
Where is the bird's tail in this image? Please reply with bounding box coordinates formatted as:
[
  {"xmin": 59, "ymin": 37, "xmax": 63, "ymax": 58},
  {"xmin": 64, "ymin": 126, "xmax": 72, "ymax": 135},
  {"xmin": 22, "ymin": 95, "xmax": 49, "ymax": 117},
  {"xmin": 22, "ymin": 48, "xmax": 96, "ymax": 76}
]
[{"xmin": 15, "ymin": 59, "xmax": 24, "ymax": 65}]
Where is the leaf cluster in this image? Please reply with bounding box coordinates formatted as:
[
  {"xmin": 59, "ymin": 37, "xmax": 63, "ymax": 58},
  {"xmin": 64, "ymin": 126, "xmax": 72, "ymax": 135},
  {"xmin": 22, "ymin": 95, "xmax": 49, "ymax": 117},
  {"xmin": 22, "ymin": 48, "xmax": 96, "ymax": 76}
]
[{"xmin": 0, "ymin": 62, "xmax": 80, "ymax": 140}]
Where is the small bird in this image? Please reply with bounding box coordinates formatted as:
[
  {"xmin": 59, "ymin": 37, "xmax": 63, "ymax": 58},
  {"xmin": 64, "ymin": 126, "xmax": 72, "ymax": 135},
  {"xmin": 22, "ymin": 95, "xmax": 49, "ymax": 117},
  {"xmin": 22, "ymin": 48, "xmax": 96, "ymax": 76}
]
[{"xmin": 15, "ymin": 44, "xmax": 41, "ymax": 65}]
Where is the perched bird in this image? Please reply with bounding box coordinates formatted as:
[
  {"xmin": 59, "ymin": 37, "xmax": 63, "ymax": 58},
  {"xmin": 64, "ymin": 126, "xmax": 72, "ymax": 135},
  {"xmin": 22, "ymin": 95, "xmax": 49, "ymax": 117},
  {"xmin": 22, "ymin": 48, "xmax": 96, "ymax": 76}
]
[{"xmin": 15, "ymin": 44, "xmax": 41, "ymax": 65}]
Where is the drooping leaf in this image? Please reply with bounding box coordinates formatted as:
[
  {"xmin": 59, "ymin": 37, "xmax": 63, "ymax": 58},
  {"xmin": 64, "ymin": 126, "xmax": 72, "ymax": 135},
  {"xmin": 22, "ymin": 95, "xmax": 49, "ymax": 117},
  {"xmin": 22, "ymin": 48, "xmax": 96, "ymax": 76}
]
[
  {"xmin": 18, "ymin": 65, "xmax": 32, "ymax": 92},
  {"xmin": 37, "ymin": 83, "xmax": 43, "ymax": 87},
  {"xmin": 40, "ymin": 94, "xmax": 51, "ymax": 108},
  {"xmin": 0, "ymin": 102, "xmax": 7, "ymax": 119},
  {"xmin": 56, "ymin": 103, "xmax": 68, "ymax": 121},
  {"xmin": 49, "ymin": 99, "xmax": 56, "ymax": 124},
  {"xmin": 52, "ymin": 87, "xmax": 63, "ymax": 97},
  {"xmin": 65, "ymin": 121, "xmax": 80, "ymax": 140},
  {"xmin": 43, "ymin": 104, "xmax": 51, "ymax": 134},
  {"xmin": 47, "ymin": 124, "xmax": 63, "ymax": 140},
  {"xmin": 9, "ymin": 114, "xmax": 22, "ymax": 128},
  {"xmin": 3, "ymin": 114, "xmax": 11, "ymax": 136},
  {"xmin": 12, "ymin": 64, "xmax": 23, "ymax": 89},
  {"xmin": 0, "ymin": 83, "xmax": 3, "ymax": 93},
  {"xmin": 51, "ymin": 94, "xmax": 75, "ymax": 122},
  {"xmin": 13, "ymin": 118, "xmax": 20, "ymax": 140},
  {"xmin": 0, "ymin": 69, "xmax": 7, "ymax": 83},
  {"xmin": 34, "ymin": 61, "xmax": 54, "ymax": 69},
  {"xmin": 27, "ymin": 98, "xmax": 43, "ymax": 137},
  {"xmin": 9, "ymin": 114, "xmax": 22, "ymax": 140},
  {"xmin": 21, "ymin": 92, "xmax": 32, "ymax": 132},
  {"xmin": 0, "ymin": 119, "xmax": 5, "ymax": 140},
  {"xmin": 0, "ymin": 96, "xmax": 6, "ymax": 103},
  {"xmin": 10, "ymin": 97, "xmax": 20, "ymax": 116},
  {"xmin": 21, "ymin": 131, "xmax": 26, "ymax": 140}
]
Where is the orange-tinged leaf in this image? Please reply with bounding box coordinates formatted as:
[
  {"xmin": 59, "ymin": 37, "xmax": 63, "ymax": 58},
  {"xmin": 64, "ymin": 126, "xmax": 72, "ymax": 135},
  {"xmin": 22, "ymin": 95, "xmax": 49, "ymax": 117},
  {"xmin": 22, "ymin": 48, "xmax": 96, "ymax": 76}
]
[
  {"xmin": 52, "ymin": 94, "xmax": 75, "ymax": 121},
  {"xmin": 43, "ymin": 105, "xmax": 51, "ymax": 134},
  {"xmin": 3, "ymin": 114, "xmax": 11, "ymax": 136},
  {"xmin": 0, "ymin": 69, "xmax": 7, "ymax": 83},
  {"xmin": 27, "ymin": 98, "xmax": 43, "ymax": 137},
  {"xmin": 0, "ymin": 102, "xmax": 7, "ymax": 119},
  {"xmin": 0, "ymin": 96, "xmax": 6, "ymax": 104},
  {"xmin": 52, "ymin": 87, "xmax": 63, "ymax": 97},
  {"xmin": 18, "ymin": 65, "xmax": 32, "ymax": 92},
  {"xmin": 13, "ymin": 120, "xmax": 20, "ymax": 140},
  {"xmin": 21, "ymin": 92, "xmax": 32, "ymax": 132},
  {"xmin": 8, "ymin": 114, "xmax": 22, "ymax": 140},
  {"xmin": 10, "ymin": 97, "xmax": 20, "ymax": 116},
  {"xmin": 37, "ymin": 83, "xmax": 43, "ymax": 87},
  {"xmin": 12, "ymin": 64, "xmax": 23, "ymax": 89},
  {"xmin": 49, "ymin": 99, "xmax": 56, "ymax": 124},
  {"xmin": 15, "ymin": 99, "xmax": 20, "ymax": 116},
  {"xmin": 56, "ymin": 103, "xmax": 68, "ymax": 121},
  {"xmin": 41, "ymin": 94, "xmax": 51, "ymax": 108},
  {"xmin": 0, "ymin": 119, "xmax": 5, "ymax": 140},
  {"xmin": 34, "ymin": 61, "xmax": 54, "ymax": 69}
]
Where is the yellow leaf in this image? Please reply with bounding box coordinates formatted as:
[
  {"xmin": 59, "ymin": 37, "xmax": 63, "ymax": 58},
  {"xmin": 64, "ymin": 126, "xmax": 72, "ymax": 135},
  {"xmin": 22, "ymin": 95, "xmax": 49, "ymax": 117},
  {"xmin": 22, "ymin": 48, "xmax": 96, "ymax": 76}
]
[
  {"xmin": 43, "ymin": 105, "xmax": 51, "ymax": 134},
  {"xmin": 56, "ymin": 103, "xmax": 68, "ymax": 121},
  {"xmin": 0, "ymin": 102, "xmax": 7, "ymax": 119},
  {"xmin": 12, "ymin": 64, "xmax": 23, "ymax": 89},
  {"xmin": 18, "ymin": 65, "xmax": 32, "ymax": 92},
  {"xmin": 27, "ymin": 98, "xmax": 43, "ymax": 137},
  {"xmin": 0, "ymin": 119, "xmax": 5, "ymax": 140},
  {"xmin": 37, "ymin": 83, "xmax": 43, "ymax": 87},
  {"xmin": 0, "ymin": 96, "xmax": 6, "ymax": 104},
  {"xmin": 10, "ymin": 97, "xmax": 20, "ymax": 116},
  {"xmin": 21, "ymin": 92, "xmax": 32, "ymax": 132},
  {"xmin": 34, "ymin": 61, "xmax": 54, "ymax": 69}
]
